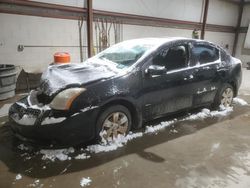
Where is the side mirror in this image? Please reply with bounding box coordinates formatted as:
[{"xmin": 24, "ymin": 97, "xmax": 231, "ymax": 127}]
[{"xmin": 146, "ymin": 65, "xmax": 167, "ymax": 75}]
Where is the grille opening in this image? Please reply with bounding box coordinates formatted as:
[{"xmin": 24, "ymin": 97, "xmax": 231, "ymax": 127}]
[{"xmin": 9, "ymin": 98, "xmax": 41, "ymax": 118}]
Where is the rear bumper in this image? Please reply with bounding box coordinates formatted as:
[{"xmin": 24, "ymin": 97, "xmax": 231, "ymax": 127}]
[{"xmin": 9, "ymin": 97, "xmax": 99, "ymax": 146}]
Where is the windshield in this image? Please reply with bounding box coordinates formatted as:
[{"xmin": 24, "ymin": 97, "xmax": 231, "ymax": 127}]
[{"xmin": 96, "ymin": 40, "xmax": 155, "ymax": 69}]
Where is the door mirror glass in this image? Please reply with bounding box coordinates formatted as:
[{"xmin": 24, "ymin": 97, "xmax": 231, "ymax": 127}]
[{"xmin": 147, "ymin": 65, "xmax": 167, "ymax": 75}]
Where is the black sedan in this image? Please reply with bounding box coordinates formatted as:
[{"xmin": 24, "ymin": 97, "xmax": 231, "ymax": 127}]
[{"xmin": 9, "ymin": 37, "xmax": 242, "ymax": 145}]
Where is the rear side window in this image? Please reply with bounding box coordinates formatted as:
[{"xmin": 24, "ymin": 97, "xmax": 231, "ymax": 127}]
[{"xmin": 192, "ymin": 44, "xmax": 219, "ymax": 64}]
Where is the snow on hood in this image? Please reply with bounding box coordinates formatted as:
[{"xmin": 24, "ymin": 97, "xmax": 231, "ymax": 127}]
[{"xmin": 39, "ymin": 61, "xmax": 119, "ymax": 96}]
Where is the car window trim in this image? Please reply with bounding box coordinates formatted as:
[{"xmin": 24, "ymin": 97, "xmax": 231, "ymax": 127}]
[{"xmin": 166, "ymin": 59, "xmax": 221, "ymax": 75}]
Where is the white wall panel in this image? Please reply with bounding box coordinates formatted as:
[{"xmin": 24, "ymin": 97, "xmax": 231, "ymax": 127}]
[
  {"xmin": 235, "ymin": 33, "xmax": 250, "ymax": 64},
  {"xmin": 123, "ymin": 25, "xmax": 235, "ymax": 54},
  {"xmin": 122, "ymin": 25, "xmax": 192, "ymax": 40},
  {"xmin": 235, "ymin": 5, "xmax": 250, "ymax": 63},
  {"xmin": 244, "ymin": 24, "xmax": 250, "ymax": 49},
  {"xmin": 0, "ymin": 14, "xmax": 87, "ymax": 73},
  {"xmin": 30, "ymin": 0, "xmax": 240, "ymax": 27},
  {"xmin": 93, "ymin": 0, "xmax": 203, "ymax": 22},
  {"xmin": 233, "ymin": 5, "xmax": 250, "ymax": 63},
  {"xmin": 241, "ymin": 5, "xmax": 250, "ymax": 27},
  {"xmin": 30, "ymin": 0, "xmax": 239, "ymax": 27},
  {"xmin": 207, "ymin": 0, "xmax": 238, "ymax": 26},
  {"xmin": 205, "ymin": 31, "xmax": 235, "ymax": 54}
]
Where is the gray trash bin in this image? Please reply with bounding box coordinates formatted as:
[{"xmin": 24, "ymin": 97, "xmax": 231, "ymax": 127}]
[{"xmin": 0, "ymin": 64, "xmax": 17, "ymax": 100}]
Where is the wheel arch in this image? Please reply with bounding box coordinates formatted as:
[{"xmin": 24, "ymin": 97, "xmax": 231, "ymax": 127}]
[
  {"xmin": 228, "ymin": 80, "xmax": 237, "ymax": 97},
  {"xmin": 228, "ymin": 62, "xmax": 242, "ymax": 97}
]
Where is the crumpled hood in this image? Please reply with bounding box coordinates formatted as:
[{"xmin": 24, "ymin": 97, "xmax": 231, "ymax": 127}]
[{"xmin": 39, "ymin": 61, "xmax": 119, "ymax": 96}]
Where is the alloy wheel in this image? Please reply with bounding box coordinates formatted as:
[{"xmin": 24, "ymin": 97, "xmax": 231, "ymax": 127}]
[
  {"xmin": 100, "ymin": 112, "xmax": 129, "ymax": 142},
  {"xmin": 220, "ymin": 87, "xmax": 233, "ymax": 107}
]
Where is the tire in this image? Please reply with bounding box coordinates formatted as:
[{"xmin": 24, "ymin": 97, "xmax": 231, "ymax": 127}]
[
  {"xmin": 96, "ymin": 105, "xmax": 132, "ymax": 143},
  {"xmin": 212, "ymin": 83, "xmax": 234, "ymax": 109}
]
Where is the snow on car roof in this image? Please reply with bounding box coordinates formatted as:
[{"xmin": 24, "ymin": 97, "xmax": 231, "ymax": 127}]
[{"xmin": 119, "ymin": 37, "xmax": 191, "ymax": 46}]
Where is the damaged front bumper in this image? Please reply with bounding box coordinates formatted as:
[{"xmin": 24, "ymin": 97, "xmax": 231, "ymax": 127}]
[{"xmin": 9, "ymin": 96, "xmax": 99, "ymax": 146}]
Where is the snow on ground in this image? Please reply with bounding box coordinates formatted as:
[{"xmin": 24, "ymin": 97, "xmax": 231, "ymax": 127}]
[
  {"xmin": 75, "ymin": 153, "xmax": 91, "ymax": 160},
  {"xmin": 15, "ymin": 174, "xmax": 22, "ymax": 180},
  {"xmin": 22, "ymin": 97, "xmax": 248, "ymax": 162},
  {"xmin": 170, "ymin": 129, "xmax": 178, "ymax": 134},
  {"xmin": 87, "ymin": 132, "xmax": 143, "ymax": 153},
  {"xmin": 37, "ymin": 133, "xmax": 143, "ymax": 161},
  {"xmin": 211, "ymin": 143, "xmax": 220, "ymax": 152},
  {"xmin": 28, "ymin": 179, "xmax": 41, "ymax": 187},
  {"xmin": 0, "ymin": 103, "xmax": 12, "ymax": 117},
  {"xmin": 40, "ymin": 147, "xmax": 75, "ymax": 161},
  {"xmin": 80, "ymin": 177, "xmax": 92, "ymax": 187},
  {"xmin": 183, "ymin": 107, "xmax": 233, "ymax": 121},
  {"xmin": 233, "ymin": 97, "xmax": 248, "ymax": 106},
  {"xmin": 210, "ymin": 106, "xmax": 234, "ymax": 117},
  {"xmin": 208, "ymin": 143, "xmax": 221, "ymax": 158},
  {"xmin": 145, "ymin": 120, "xmax": 176, "ymax": 133},
  {"xmin": 185, "ymin": 107, "xmax": 233, "ymax": 121}
]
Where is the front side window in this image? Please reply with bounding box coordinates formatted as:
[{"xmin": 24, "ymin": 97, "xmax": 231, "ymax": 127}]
[
  {"xmin": 192, "ymin": 44, "xmax": 219, "ymax": 65},
  {"xmin": 153, "ymin": 45, "xmax": 188, "ymax": 71}
]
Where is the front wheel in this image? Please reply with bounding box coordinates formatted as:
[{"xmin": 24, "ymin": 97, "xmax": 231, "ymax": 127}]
[
  {"xmin": 213, "ymin": 84, "xmax": 234, "ymax": 109},
  {"xmin": 96, "ymin": 105, "xmax": 132, "ymax": 143}
]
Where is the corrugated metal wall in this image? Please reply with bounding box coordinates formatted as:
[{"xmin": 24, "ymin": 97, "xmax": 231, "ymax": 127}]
[{"xmin": 0, "ymin": 0, "xmax": 249, "ymax": 73}]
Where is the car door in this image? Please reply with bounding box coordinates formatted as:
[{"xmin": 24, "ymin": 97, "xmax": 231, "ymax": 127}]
[
  {"xmin": 141, "ymin": 42, "xmax": 196, "ymax": 120},
  {"xmin": 190, "ymin": 42, "xmax": 221, "ymax": 106}
]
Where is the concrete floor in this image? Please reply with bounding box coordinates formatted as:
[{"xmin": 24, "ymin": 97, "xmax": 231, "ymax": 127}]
[{"xmin": 0, "ymin": 69, "xmax": 250, "ymax": 188}]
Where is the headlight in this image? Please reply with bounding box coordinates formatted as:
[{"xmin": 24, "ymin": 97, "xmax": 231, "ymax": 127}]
[{"xmin": 49, "ymin": 88, "xmax": 86, "ymax": 110}]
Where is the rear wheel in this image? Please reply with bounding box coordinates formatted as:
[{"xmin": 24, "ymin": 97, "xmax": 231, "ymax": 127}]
[
  {"xmin": 220, "ymin": 87, "xmax": 234, "ymax": 107},
  {"xmin": 213, "ymin": 84, "xmax": 234, "ymax": 109},
  {"xmin": 96, "ymin": 105, "xmax": 132, "ymax": 143}
]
